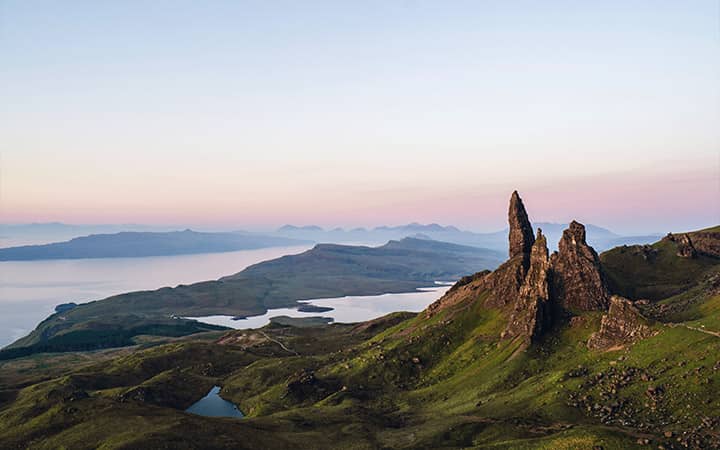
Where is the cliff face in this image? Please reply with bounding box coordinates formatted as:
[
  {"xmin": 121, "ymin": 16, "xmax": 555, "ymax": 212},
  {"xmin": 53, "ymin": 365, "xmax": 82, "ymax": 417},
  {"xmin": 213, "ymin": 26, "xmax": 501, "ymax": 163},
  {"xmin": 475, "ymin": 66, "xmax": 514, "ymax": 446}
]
[
  {"xmin": 664, "ymin": 229, "xmax": 720, "ymax": 259},
  {"xmin": 550, "ymin": 221, "xmax": 610, "ymax": 311},
  {"xmin": 689, "ymin": 229, "xmax": 720, "ymax": 258},
  {"xmin": 587, "ymin": 296, "xmax": 652, "ymax": 350},
  {"xmin": 502, "ymin": 229, "xmax": 552, "ymax": 343}
]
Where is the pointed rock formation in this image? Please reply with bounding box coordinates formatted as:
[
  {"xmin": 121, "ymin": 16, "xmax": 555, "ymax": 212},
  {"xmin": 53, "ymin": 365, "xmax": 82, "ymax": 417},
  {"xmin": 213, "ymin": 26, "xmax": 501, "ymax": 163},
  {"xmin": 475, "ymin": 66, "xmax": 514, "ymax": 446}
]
[
  {"xmin": 550, "ymin": 221, "xmax": 609, "ymax": 311},
  {"xmin": 508, "ymin": 191, "xmax": 535, "ymax": 260},
  {"xmin": 502, "ymin": 229, "xmax": 552, "ymax": 343},
  {"xmin": 587, "ymin": 296, "xmax": 653, "ymax": 350},
  {"xmin": 482, "ymin": 191, "xmax": 536, "ymax": 308}
]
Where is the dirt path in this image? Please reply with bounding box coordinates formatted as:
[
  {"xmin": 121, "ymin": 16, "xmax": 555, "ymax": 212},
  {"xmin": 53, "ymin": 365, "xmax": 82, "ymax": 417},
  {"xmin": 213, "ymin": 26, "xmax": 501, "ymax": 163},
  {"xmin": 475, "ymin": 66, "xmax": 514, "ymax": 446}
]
[
  {"xmin": 259, "ymin": 331, "xmax": 299, "ymax": 355},
  {"xmin": 666, "ymin": 323, "xmax": 720, "ymax": 338}
]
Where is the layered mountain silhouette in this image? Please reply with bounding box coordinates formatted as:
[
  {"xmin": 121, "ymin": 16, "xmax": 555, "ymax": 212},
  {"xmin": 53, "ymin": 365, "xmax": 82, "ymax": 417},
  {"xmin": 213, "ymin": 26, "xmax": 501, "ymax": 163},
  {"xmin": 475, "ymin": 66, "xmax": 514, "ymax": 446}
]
[{"xmin": 273, "ymin": 219, "xmax": 661, "ymax": 254}]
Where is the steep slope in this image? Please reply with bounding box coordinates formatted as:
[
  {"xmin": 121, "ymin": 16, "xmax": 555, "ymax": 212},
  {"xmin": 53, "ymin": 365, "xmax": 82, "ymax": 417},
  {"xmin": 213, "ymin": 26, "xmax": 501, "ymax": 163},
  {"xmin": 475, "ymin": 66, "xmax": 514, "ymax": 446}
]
[{"xmin": 601, "ymin": 232, "xmax": 719, "ymax": 301}]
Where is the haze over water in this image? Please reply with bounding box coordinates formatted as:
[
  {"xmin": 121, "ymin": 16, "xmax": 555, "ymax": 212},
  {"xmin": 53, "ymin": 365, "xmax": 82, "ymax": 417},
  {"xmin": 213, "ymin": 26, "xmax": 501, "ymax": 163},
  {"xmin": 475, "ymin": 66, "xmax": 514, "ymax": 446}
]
[{"xmin": 0, "ymin": 245, "xmax": 311, "ymax": 348}]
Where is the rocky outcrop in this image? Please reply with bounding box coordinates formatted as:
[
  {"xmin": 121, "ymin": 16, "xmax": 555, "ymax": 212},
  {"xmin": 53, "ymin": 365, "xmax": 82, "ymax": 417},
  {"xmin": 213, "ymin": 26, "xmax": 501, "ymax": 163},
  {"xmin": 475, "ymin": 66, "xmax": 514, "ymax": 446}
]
[
  {"xmin": 502, "ymin": 229, "xmax": 552, "ymax": 343},
  {"xmin": 482, "ymin": 192, "xmax": 535, "ymax": 308},
  {"xmin": 688, "ymin": 229, "xmax": 720, "ymax": 258},
  {"xmin": 664, "ymin": 233, "xmax": 697, "ymax": 258},
  {"xmin": 587, "ymin": 296, "xmax": 652, "ymax": 350},
  {"xmin": 508, "ymin": 191, "xmax": 535, "ymax": 261},
  {"xmin": 430, "ymin": 192, "xmax": 652, "ymax": 346},
  {"xmin": 550, "ymin": 221, "xmax": 609, "ymax": 311}
]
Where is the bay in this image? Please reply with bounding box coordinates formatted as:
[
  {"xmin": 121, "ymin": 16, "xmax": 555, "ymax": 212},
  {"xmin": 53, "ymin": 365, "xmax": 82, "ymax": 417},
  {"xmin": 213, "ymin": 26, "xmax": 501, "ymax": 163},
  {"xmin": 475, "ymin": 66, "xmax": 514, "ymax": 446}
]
[{"xmin": 0, "ymin": 245, "xmax": 312, "ymax": 348}]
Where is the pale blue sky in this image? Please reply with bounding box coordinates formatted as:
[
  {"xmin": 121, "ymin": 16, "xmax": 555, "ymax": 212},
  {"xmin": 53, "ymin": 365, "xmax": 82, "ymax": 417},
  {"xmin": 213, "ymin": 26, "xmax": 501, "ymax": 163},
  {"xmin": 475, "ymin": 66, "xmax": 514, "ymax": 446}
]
[{"xmin": 1, "ymin": 1, "xmax": 718, "ymax": 233}]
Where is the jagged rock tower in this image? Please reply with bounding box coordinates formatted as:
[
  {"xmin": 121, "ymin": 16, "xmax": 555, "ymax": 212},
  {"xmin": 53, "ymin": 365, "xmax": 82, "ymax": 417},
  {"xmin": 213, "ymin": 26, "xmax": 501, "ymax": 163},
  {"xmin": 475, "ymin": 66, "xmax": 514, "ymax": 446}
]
[
  {"xmin": 503, "ymin": 228, "xmax": 552, "ymax": 342},
  {"xmin": 508, "ymin": 190, "xmax": 535, "ymax": 264},
  {"xmin": 499, "ymin": 193, "xmax": 610, "ymax": 343},
  {"xmin": 428, "ymin": 191, "xmax": 613, "ymax": 345},
  {"xmin": 480, "ymin": 191, "xmax": 537, "ymax": 309},
  {"xmin": 550, "ymin": 221, "xmax": 610, "ymax": 311}
]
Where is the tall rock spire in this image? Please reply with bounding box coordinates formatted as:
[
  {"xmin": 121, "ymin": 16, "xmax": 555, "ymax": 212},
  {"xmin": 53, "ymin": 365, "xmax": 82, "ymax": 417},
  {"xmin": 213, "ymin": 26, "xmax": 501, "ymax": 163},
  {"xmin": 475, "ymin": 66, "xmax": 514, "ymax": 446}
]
[
  {"xmin": 502, "ymin": 228, "xmax": 552, "ymax": 343},
  {"xmin": 550, "ymin": 220, "xmax": 609, "ymax": 311},
  {"xmin": 508, "ymin": 191, "xmax": 535, "ymax": 259}
]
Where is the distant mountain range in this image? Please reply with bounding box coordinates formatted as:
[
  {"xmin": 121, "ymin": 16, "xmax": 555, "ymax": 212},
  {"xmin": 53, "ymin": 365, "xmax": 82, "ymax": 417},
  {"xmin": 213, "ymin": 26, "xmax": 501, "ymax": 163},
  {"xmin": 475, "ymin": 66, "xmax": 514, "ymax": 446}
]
[
  {"xmin": 272, "ymin": 222, "xmax": 662, "ymax": 254},
  {"xmin": 0, "ymin": 223, "xmax": 177, "ymax": 247},
  {"xmin": 0, "ymin": 222, "xmax": 662, "ymax": 260},
  {"xmin": 0, "ymin": 230, "xmax": 309, "ymax": 261}
]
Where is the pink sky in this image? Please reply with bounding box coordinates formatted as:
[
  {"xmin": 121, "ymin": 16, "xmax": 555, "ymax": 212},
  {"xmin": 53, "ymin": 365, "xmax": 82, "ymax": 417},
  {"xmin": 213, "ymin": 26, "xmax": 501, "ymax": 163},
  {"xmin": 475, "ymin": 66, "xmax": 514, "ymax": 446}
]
[
  {"xmin": 1, "ymin": 2, "xmax": 718, "ymax": 235},
  {"xmin": 2, "ymin": 157, "xmax": 717, "ymax": 235}
]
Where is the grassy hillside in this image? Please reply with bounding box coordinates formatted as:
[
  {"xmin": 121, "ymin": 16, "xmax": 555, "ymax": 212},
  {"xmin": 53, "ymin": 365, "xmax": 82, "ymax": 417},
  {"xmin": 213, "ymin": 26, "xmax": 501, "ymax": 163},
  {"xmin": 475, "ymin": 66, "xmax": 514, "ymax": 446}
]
[
  {"xmin": 601, "ymin": 236, "xmax": 718, "ymax": 301},
  {"xmin": 1, "ymin": 227, "xmax": 718, "ymax": 448},
  {"xmin": 2, "ymin": 270, "xmax": 719, "ymax": 449},
  {"xmin": 5, "ymin": 238, "xmax": 502, "ymax": 356}
]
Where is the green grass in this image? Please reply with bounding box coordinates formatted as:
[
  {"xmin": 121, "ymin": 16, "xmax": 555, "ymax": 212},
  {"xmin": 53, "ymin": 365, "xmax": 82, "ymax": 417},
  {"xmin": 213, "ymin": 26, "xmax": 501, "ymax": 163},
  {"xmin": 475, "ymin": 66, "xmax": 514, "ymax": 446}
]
[
  {"xmin": 601, "ymin": 238, "xmax": 718, "ymax": 300},
  {"xmin": 2, "ymin": 237, "xmax": 720, "ymax": 449}
]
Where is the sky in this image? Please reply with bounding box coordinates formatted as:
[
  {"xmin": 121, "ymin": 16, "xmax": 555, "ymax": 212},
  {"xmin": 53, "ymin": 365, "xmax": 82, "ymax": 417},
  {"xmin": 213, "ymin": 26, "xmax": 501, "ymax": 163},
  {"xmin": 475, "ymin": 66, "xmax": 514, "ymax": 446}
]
[{"xmin": 1, "ymin": 1, "xmax": 718, "ymax": 234}]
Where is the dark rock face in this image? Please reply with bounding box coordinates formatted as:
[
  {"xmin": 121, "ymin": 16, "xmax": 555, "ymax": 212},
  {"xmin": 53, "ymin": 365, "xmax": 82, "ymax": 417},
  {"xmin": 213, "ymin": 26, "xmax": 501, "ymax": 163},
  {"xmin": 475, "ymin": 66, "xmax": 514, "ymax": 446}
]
[
  {"xmin": 688, "ymin": 229, "xmax": 720, "ymax": 258},
  {"xmin": 550, "ymin": 221, "xmax": 609, "ymax": 311},
  {"xmin": 587, "ymin": 296, "xmax": 652, "ymax": 350},
  {"xmin": 481, "ymin": 191, "xmax": 536, "ymax": 309},
  {"xmin": 502, "ymin": 229, "xmax": 552, "ymax": 343},
  {"xmin": 508, "ymin": 191, "xmax": 535, "ymax": 261},
  {"xmin": 481, "ymin": 256, "xmax": 527, "ymax": 308}
]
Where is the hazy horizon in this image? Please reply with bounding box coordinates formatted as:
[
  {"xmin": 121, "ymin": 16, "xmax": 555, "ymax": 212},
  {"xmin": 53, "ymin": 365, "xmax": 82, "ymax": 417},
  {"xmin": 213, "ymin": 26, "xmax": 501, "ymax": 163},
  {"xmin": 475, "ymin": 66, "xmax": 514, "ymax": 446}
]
[
  {"xmin": 0, "ymin": 214, "xmax": 709, "ymax": 237},
  {"xmin": 2, "ymin": 1, "xmax": 718, "ymax": 235}
]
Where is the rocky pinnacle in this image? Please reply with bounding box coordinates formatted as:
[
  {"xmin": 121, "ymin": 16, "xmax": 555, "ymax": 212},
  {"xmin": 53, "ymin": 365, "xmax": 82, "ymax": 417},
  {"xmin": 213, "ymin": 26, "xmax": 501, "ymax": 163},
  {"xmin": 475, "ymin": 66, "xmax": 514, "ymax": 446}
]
[
  {"xmin": 550, "ymin": 220, "xmax": 609, "ymax": 311},
  {"xmin": 508, "ymin": 191, "xmax": 535, "ymax": 259},
  {"xmin": 502, "ymin": 228, "xmax": 552, "ymax": 343}
]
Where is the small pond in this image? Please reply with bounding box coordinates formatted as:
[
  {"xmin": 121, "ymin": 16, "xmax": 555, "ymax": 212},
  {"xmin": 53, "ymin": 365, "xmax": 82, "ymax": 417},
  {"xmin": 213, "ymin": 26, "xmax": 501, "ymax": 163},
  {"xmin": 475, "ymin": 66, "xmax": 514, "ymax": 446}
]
[{"xmin": 185, "ymin": 386, "xmax": 244, "ymax": 418}]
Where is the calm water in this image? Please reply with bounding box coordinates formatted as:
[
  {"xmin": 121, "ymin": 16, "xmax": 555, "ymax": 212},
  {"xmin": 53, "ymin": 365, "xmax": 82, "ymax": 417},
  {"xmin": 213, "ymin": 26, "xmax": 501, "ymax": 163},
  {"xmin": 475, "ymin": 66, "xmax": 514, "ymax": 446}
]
[
  {"xmin": 185, "ymin": 386, "xmax": 244, "ymax": 418},
  {"xmin": 186, "ymin": 284, "xmax": 452, "ymax": 329},
  {"xmin": 0, "ymin": 245, "xmax": 311, "ymax": 348}
]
